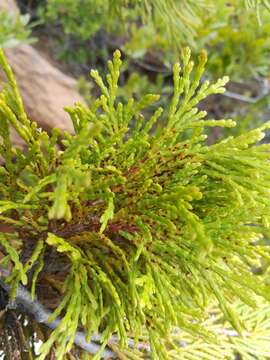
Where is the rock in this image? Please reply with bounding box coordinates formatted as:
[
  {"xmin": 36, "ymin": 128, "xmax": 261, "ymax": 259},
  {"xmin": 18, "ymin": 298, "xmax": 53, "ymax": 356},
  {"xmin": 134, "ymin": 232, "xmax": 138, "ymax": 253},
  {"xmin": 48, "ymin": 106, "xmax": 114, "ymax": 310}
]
[
  {"xmin": 0, "ymin": 0, "xmax": 19, "ymax": 14},
  {"xmin": 0, "ymin": 0, "xmax": 85, "ymax": 140},
  {"xmin": 2, "ymin": 44, "xmax": 83, "ymax": 134}
]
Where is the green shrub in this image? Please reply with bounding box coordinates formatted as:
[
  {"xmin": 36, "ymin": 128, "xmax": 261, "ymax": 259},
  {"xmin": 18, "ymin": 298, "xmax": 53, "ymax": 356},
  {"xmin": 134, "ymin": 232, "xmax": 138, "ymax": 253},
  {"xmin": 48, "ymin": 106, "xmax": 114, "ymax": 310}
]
[
  {"xmin": 0, "ymin": 10, "xmax": 32, "ymax": 48},
  {"xmin": 39, "ymin": 0, "xmax": 110, "ymax": 39},
  {"xmin": 39, "ymin": 0, "xmax": 203, "ymax": 42},
  {"xmin": 37, "ymin": 0, "xmax": 270, "ymax": 80},
  {"xmin": 1, "ymin": 47, "xmax": 270, "ymax": 359},
  {"xmin": 123, "ymin": 1, "xmax": 270, "ymax": 81}
]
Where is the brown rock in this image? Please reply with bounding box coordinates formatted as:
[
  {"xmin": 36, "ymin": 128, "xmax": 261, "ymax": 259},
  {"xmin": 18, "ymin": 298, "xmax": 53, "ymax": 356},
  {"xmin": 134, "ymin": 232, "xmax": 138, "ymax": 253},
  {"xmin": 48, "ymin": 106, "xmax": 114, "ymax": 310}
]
[
  {"xmin": 2, "ymin": 44, "xmax": 83, "ymax": 134},
  {"xmin": 0, "ymin": 0, "xmax": 19, "ymax": 14},
  {"xmin": 0, "ymin": 0, "xmax": 85, "ymax": 139}
]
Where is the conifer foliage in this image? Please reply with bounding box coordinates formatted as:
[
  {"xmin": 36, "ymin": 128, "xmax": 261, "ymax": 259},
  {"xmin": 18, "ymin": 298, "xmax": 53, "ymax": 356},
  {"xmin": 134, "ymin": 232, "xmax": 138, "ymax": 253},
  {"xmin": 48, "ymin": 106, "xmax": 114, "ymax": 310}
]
[{"xmin": 0, "ymin": 47, "xmax": 270, "ymax": 359}]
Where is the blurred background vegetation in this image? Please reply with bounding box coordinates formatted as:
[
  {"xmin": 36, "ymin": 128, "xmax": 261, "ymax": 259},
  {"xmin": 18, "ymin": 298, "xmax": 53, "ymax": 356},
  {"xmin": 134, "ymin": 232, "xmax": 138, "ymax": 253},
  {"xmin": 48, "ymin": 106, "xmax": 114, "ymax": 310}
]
[
  {"xmin": 0, "ymin": 8, "xmax": 32, "ymax": 48},
  {"xmin": 8, "ymin": 0, "xmax": 270, "ymax": 142}
]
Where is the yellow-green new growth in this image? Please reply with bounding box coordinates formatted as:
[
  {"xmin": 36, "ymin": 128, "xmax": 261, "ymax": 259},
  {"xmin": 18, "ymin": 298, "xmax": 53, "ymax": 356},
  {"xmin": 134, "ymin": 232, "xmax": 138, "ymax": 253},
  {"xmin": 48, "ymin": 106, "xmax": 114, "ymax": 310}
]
[{"xmin": 0, "ymin": 48, "xmax": 270, "ymax": 359}]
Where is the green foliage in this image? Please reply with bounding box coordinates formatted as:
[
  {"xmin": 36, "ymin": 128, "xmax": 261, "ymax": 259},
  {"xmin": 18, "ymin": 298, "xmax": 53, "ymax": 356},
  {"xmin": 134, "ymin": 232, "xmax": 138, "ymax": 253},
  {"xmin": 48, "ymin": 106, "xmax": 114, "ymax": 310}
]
[
  {"xmin": 245, "ymin": 0, "xmax": 270, "ymax": 24},
  {"xmin": 197, "ymin": 1, "xmax": 270, "ymax": 80},
  {"xmin": 124, "ymin": 0, "xmax": 270, "ymax": 80},
  {"xmin": 37, "ymin": 0, "xmax": 270, "ymax": 81},
  {"xmin": 39, "ymin": 0, "xmax": 204, "ymax": 42},
  {"xmin": 39, "ymin": 0, "xmax": 110, "ymax": 39},
  {"xmin": 1, "ymin": 47, "xmax": 270, "ymax": 359},
  {"xmin": 0, "ymin": 10, "xmax": 33, "ymax": 48},
  {"xmin": 167, "ymin": 297, "xmax": 270, "ymax": 359}
]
